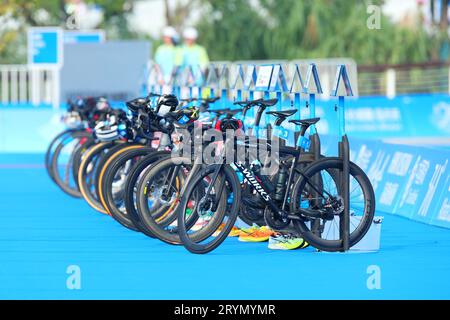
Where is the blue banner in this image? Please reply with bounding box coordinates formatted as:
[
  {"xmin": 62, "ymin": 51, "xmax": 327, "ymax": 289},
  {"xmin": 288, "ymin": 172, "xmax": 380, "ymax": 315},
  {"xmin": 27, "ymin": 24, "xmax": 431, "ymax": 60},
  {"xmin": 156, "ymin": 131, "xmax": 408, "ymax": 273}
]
[
  {"xmin": 318, "ymin": 135, "xmax": 450, "ymax": 229},
  {"xmin": 28, "ymin": 28, "xmax": 63, "ymax": 67},
  {"xmin": 64, "ymin": 30, "xmax": 105, "ymax": 44},
  {"xmin": 314, "ymin": 94, "xmax": 450, "ymax": 139}
]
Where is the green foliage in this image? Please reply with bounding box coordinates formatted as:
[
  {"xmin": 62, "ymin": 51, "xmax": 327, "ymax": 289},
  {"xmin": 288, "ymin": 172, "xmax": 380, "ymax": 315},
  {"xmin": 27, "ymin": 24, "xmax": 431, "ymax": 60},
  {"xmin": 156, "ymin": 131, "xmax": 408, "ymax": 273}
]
[
  {"xmin": 196, "ymin": 0, "xmax": 439, "ymax": 65},
  {"xmin": 196, "ymin": 0, "xmax": 269, "ymax": 61},
  {"xmin": 0, "ymin": 0, "xmax": 444, "ymax": 65}
]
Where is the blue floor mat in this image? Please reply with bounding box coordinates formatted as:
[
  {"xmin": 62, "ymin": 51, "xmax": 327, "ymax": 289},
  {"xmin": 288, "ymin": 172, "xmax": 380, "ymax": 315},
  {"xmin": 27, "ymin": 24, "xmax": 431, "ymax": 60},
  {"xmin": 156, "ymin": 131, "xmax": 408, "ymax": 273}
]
[{"xmin": 0, "ymin": 154, "xmax": 449, "ymax": 300}]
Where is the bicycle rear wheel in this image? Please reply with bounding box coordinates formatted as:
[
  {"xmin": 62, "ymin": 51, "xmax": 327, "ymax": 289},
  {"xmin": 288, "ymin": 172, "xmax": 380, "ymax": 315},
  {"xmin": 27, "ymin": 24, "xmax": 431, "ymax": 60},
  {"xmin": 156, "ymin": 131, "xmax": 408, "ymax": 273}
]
[
  {"xmin": 98, "ymin": 145, "xmax": 153, "ymax": 231},
  {"xmin": 46, "ymin": 129, "xmax": 76, "ymax": 182},
  {"xmin": 123, "ymin": 151, "xmax": 172, "ymax": 237},
  {"xmin": 78, "ymin": 141, "xmax": 118, "ymax": 213},
  {"xmin": 290, "ymin": 157, "xmax": 375, "ymax": 252},
  {"xmin": 136, "ymin": 157, "xmax": 227, "ymax": 245},
  {"xmin": 50, "ymin": 130, "xmax": 92, "ymax": 197}
]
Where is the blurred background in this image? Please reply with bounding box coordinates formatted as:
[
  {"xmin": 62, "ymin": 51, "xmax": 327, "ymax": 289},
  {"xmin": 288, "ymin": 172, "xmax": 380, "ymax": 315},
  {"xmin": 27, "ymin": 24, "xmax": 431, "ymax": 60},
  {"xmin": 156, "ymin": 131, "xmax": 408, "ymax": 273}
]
[
  {"xmin": 2, "ymin": 2, "xmax": 450, "ymax": 299},
  {"xmin": 1, "ymin": 0, "xmax": 450, "ymax": 152},
  {"xmin": 1, "ymin": 0, "xmax": 449, "ymax": 64}
]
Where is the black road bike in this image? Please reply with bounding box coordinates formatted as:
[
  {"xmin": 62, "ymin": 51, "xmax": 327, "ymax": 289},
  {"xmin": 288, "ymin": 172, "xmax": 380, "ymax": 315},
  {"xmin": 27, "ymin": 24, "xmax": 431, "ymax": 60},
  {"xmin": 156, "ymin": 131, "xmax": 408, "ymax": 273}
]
[{"xmin": 175, "ymin": 110, "xmax": 375, "ymax": 254}]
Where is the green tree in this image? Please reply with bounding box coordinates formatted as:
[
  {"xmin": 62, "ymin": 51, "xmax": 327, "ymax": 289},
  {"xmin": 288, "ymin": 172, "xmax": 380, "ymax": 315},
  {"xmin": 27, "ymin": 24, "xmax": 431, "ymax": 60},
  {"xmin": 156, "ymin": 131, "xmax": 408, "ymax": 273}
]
[
  {"xmin": 195, "ymin": 0, "xmax": 437, "ymax": 65},
  {"xmin": 196, "ymin": 0, "xmax": 269, "ymax": 61}
]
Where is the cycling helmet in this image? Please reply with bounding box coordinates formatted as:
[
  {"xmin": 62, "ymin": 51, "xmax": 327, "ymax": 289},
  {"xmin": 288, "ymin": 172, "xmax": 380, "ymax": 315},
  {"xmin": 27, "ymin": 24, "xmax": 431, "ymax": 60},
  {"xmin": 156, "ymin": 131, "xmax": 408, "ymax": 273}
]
[
  {"xmin": 63, "ymin": 111, "xmax": 83, "ymax": 129},
  {"xmin": 84, "ymin": 97, "xmax": 98, "ymax": 110},
  {"xmin": 94, "ymin": 117, "xmax": 121, "ymax": 142},
  {"xmin": 96, "ymin": 97, "xmax": 110, "ymax": 111},
  {"xmin": 156, "ymin": 94, "xmax": 179, "ymax": 116},
  {"xmin": 215, "ymin": 118, "xmax": 243, "ymax": 132}
]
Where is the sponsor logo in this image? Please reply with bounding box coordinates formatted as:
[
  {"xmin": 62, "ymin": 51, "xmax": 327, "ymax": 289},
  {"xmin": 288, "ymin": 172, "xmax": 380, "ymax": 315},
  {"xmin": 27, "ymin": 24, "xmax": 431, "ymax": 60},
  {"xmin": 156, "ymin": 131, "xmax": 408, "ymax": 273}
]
[{"xmin": 235, "ymin": 163, "xmax": 271, "ymax": 201}]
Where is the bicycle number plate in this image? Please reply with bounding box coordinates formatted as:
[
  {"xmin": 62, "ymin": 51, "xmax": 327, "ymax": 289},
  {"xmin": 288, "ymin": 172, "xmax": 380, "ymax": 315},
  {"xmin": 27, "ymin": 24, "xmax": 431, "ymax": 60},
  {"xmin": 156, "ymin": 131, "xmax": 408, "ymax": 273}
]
[
  {"xmin": 298, "ymin": 136, "xmax": 311, "ymax": 150},
  {"xmin": 179, "ymin": 115, "xmax": 190, "ymax": 125}
]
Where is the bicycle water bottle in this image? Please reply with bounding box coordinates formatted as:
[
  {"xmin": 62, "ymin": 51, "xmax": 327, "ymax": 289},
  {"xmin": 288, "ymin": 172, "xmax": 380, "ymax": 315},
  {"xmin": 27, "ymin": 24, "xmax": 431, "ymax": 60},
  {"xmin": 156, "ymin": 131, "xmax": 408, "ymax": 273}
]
[{"xmin": 274, "ymin": 167, "xmax": 288, "ymax": 201}]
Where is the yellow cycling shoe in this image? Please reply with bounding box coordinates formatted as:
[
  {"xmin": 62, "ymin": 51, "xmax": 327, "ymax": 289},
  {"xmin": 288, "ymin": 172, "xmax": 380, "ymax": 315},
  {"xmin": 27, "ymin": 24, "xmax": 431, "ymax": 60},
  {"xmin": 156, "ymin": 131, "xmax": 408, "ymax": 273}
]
[{"xmin": 212, "ymin": 224, "xmax": 242, "ymax": 237}]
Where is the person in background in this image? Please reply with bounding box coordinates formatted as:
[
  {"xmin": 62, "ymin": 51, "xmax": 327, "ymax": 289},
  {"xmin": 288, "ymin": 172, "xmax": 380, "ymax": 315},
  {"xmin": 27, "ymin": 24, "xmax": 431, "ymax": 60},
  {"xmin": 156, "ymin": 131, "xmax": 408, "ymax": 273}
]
[
  {"xmin": 178, "ymin": 27, "xmax": 210, "ymax": 71},
  {"xmin": 154, "ymin": 26, "xmax": 179, "ymax": 84}
]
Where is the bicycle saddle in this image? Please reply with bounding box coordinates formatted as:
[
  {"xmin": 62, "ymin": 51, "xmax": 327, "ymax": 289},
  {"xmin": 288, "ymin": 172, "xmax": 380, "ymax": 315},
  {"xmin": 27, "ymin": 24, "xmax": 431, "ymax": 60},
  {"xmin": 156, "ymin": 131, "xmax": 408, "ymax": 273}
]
[
  {"xmin": 126, "ymin": 97, "xmax": 149, "ymax": 112},
  {"xmin": 267, "ymin": 109, "xmax": 298, "ymax": 126},
  {"xmin": 212, "ymin": 109, "xmax": 242, "ymax": 118},
  {"xmin": 289, "ymin": 117, "xmax": 321, "ymax": 127},
  {"xmin": 196, "ymin": 97, "xmax": 220, "ymax": 104},
  {"xmin": 181, "ymin": 97, "xmax": 220, "ymax": 104},
  {"xmin": 233, "ymin": 98, "xmax": 278, "ymax": 107},
  {"xmin": 259, "ymin": 99, "xmax": 278, "ymax": 107}
]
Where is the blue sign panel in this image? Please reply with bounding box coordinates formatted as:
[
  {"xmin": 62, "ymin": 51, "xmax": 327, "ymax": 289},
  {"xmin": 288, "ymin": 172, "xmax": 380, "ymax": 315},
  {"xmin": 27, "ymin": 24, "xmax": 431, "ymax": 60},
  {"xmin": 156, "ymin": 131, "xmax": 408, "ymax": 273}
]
[
  {"xmin": 64, "ymin": 31, "xmax": 105, "ymax": 44},
  {"xmin": 28, "ymin": 27, "xmax": 63, "ymax": 67}
]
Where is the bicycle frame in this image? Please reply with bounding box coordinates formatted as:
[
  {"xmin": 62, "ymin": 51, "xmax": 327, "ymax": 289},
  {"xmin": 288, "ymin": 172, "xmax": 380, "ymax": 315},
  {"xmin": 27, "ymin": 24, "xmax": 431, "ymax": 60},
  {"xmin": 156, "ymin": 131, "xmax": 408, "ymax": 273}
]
[{"xmin": 186, "ymin": 131, "xmax": 330, "ymax": 224}]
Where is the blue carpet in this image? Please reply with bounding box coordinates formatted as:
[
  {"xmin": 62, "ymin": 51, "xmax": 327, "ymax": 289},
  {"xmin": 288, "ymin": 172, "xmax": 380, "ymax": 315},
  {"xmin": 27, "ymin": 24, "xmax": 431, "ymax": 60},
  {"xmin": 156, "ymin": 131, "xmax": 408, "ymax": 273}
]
[{"xmin": 0, "ymin": 154, "xmax": 450, "ymax": 300}]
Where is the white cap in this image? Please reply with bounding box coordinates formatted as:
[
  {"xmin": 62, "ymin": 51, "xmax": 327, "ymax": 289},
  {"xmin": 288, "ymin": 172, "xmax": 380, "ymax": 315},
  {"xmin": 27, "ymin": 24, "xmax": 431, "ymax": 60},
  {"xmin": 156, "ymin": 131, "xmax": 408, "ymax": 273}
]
[
  {"xmin": 162, "ymin": 26, "xmax": 177, "ymax": 39},
  {"xmin": 182, "ymin": 27, "xmax": 198, "ymax": 40}
]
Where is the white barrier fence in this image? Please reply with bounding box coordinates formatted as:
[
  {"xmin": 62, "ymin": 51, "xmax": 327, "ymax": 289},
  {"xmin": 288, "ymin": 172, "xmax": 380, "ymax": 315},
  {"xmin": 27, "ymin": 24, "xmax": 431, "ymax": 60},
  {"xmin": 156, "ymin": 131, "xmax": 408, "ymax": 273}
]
[
  {"xmin": 358, "ymin": 63, "xmax": 450, "ymax": 98},
  {"xmin": 0, "ymin": 65, "xmax": 59, "ymax": 108},
  {"xmin": 2, "ymin": 60, "xmax": 450, "ymax": 108}
]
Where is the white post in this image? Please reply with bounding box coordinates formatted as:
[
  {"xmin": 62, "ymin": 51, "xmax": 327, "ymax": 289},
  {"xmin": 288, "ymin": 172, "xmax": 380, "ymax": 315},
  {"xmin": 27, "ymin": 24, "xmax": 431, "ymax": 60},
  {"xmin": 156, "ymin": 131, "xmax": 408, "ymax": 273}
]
[
  {"xmin": 10, "ymin": 67, "xmax": 18, "ymax": 104},
  {"xmin": 44, "ymin": 70, "xmax": 51, "ymax": 105},
  {"xmin": 1, "ymin": 68, "xmax": 8, "ymax": 104},
  {"xmin": 386, "ymin": 68, "xmax": 396, "ymax": 99},
  {"xmin": 322, "ymin": 70, "xmax": 330, "ymax": 101},
  {"xmin": 53, "ymin": 68, "xmax": 61, "ymax": 110},
  {"xmin": 30, "ymin": 68, "xmax": 40, "ymax": 106},
  {"xmin": 19, "ymin": 67, "xmax": 27, "ymax": 103}
]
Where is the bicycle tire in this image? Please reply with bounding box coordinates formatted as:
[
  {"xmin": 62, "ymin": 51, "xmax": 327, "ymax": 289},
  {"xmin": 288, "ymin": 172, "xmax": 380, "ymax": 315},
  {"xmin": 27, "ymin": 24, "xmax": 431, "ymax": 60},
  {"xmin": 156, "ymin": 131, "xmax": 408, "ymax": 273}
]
[
  {"xmin": 177, "ymin": 164, "xmax": 241, "ymax": 254},
  {"xmin": 98, "ymin": 144, "xmax": 150, "ymax": 231},
  {"xmin": 290, "ymin": 157, "xmax": 375, "ymax": 252},
  {"xmin": 136, "ymin": 157, "xmax": 228, "ymax": 245},
  {"xmin": 45, "ymin": 129, "xmax": 76, "ymax": 181},
  {"xmin": 78, "ymin": 141, "xmax": 117, "ymax": 214},
  {"xmin": 50, "ymin": 131, "xmax": 91, "ymax": 197},
  {"xmin": 123, "ymin": 150, "xmax": 172, "ymax": 237}
]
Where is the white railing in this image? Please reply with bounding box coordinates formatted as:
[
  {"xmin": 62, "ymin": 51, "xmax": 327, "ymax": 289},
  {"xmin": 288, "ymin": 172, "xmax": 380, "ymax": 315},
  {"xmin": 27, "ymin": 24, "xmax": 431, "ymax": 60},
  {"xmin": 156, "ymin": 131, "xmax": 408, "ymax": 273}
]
[
  {"xmin": 3, "ymin": 60, "xmax": 448, "ymax": 109},
  {"xmin": 0, "ymin": 65, "xmax": 59, "ymax": 108},
  {"xmin": 358, "ymin": 62, "xmax": 450, "ymax": 98}
]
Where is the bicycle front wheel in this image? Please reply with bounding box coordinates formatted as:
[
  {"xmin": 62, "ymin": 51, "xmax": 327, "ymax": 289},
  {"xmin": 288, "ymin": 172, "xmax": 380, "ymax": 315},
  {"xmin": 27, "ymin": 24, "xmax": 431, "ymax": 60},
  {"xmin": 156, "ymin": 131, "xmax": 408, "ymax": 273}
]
[{"xmin": 177, "ymin": 164, "xmax": 241, "ymax": 254}]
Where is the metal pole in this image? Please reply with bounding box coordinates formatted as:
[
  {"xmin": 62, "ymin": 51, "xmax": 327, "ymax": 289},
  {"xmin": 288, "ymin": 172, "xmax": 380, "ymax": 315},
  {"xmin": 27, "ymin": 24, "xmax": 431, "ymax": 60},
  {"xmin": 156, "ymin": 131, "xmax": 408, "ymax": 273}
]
[
  {"xmin": 309, "ymin": 93, "xmax": 321, "ymax": 160},
  {"xmin": 338, "ymin": 95, "xmax": 350, "ymax": 251}
]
